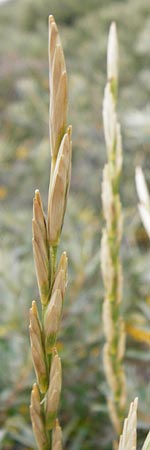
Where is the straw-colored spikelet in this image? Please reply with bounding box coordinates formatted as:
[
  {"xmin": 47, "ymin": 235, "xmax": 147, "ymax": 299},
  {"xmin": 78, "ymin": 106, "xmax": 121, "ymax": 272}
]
[
  {"xmin": 101, "ymin": 22, "xmax": 126, "ymax": 434},
  {"xmin": 49, "ymin": 15, "xmax": 67, "ymax": 161},
  {"xmin": 48, "ymin": 126, "xmax": 72, "ymax": 245},
  {"xmin": 30, "ymin": 384, "xmax": 49, "ymax": 450},
  {"xmin": 135, "ymin": 167, "xmax": 150, "ymax": 238},
  {"xmin": 44, "ymin": 289, "xmax": 63, "ymax": 353},
  {"xmin": 30, "ymin": 15, "xmax": 72, "ymax": 450},
  {"xmin": 32, "ymin": 190, "xmax": 50, "ymax": 306},
  {"xmin": 118, "ymin": 398, "xmax": 138, "ymax": 450},
  {"xmin": 46, "ymin": 350, "xmax": 62, "ymax": 429},
  {"xmin": 118, "ymin": 398, "xmax": 150, "ymax": 450},
  {"xmin": 52, "ymin": 419, "xmax": 63, "ymax": 450},
  {"xmin": 29, "ymin": 301, "xmax": 48, "ymax": 393},
  {"xmin": 107, "ymin": 22, "xmax": 118, "ymax": 98}
]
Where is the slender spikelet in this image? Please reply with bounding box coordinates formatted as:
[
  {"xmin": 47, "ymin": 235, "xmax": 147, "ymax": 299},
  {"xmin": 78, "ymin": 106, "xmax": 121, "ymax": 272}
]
[
  {"xmin": 135, "ymin": 167, "xmax": 150, "ymax": 238},
  {"xmin": 44, "ymin": 289, "xmax": 63, "ymax": 354},
  {"xmin": 101, "ymin": 23, "xmax": 126, "ymax": 434},
  {"xmin": 56, "ymin": 251, "xmax": 68, "ymax": 275},
  {"xmin": 118, "ymin": 398, "xmax": 150, "ymax": 450},
  {"xmin": 30, "ymin": 16, "xmax": 72, "ymax": 450},
  {"xmin": 30, "ymin": 384, "xmax": 49, "ymax": 450},
  {"xmin": 29, "ymin": 301, "xmax": 48, "ymax": 393},
  {"xmin": 49, "ymin": 15, "xmax": 67, "ymax": 161},
  {"xmin": 32, "ymin": 190, "xmax": 50, "ymax": 306},
  {"xmin": 46, "ymin": 350, "xmax": 62, "ymax": 430},
  {"xmin": 51, "ymin": 268, "xmax": 66, "ymax": 298},
  {"xmin": 48, "ymin": 126, "xmax": 72, "ymax": 245},
  {"xmin": 52, "ymin": 419, "xmax": 63, "ymax": 450},
  {"xmin": 107, "ymin": 22, "xmax": 118, "ymax": 99},
  {"xmin": 118, "ymin": 398, "xmax": 138, "ymax": 450}
]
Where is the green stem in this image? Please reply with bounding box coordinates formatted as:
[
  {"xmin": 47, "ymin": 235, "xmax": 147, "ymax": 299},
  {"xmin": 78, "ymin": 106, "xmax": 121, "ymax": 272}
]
[{"xmin": 50, "ymin": 245, "xmax": 58, "ymax": 288}]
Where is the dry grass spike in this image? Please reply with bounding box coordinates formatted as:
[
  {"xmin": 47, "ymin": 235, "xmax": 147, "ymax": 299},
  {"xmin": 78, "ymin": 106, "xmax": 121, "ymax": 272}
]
[
  {"xmin": 101, "ymin": 22, "xmax": 126, "ymax": 435},
  {"xmin": 30, "ymin": 15, "xmax": 72, "ymax": 450}
]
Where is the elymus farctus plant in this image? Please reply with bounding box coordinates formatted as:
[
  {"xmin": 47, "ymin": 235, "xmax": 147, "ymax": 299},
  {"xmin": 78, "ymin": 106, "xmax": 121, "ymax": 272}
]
[
  {"xmin": 29, "ymin": 15, "xmax": 72, "ymax": 450},
  {"xmin": 101, "ymin": 23, "xmax": 126, "ymax": 435},
  {"xmin": 101, "ymin": 24, "xmax": 150, "ymax": 448}
]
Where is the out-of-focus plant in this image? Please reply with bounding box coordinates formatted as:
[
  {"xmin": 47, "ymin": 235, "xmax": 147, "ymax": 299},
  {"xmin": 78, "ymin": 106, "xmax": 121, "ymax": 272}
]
[
  {"xmin": 135, "ymin": 167, "xmax": 150, "ymax": 239},
  {"xmin": 118, "ymin": 398, "xmax": 150, "ymax": 450},
  {"xmin": 101, "ymin": 23, "xmax": 126, "ymax": 435},
  {"xmin": 29, "ymin": 16, "xmax": 72, "ymax": 450}
]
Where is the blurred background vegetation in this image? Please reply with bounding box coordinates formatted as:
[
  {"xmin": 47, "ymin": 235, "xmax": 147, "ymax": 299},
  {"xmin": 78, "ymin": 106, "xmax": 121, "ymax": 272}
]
[{"xmin": 0, "ymin": 0, "xmax": 150, "ymax": 449}]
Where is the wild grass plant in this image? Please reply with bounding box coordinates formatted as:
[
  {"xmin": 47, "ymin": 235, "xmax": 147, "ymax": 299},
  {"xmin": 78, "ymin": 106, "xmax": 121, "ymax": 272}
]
[
  {"xmin": 30, "ymin": 16, "xmax": 72, "ymax": 450},
  {"xmin": 101, "ymin": 23, "xmax": 126, "ymax": 435},
  {"xmin": 101, "ymin": 23, "xmax": 150, "ymax": 450},
  {"xmin": 29, "ymin": 15, "xmax": 150, "ymax": 450}
]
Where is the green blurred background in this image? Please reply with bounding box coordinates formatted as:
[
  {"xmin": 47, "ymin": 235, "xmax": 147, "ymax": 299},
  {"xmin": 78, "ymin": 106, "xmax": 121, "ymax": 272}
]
[{"xmin": 0, "ymin": 0, "xmax": 150, "ymax": 449}]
